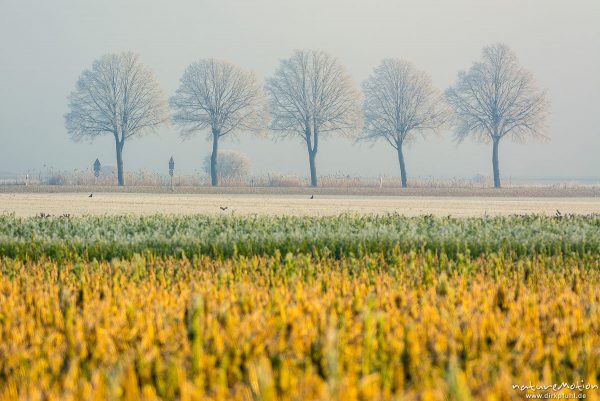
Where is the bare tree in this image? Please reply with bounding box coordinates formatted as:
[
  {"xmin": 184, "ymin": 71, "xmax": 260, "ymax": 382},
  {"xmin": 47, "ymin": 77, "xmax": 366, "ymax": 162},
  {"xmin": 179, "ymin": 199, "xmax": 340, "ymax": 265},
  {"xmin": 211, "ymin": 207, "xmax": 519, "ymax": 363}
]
[
  {"xmin": 65, "ymin": 52, "xmax": 168, "ymax": 186},
  {"xmin": 266, "ymin": 50, "xmax": 362, "ymax": 187},
  {"xmin": 362, "ymin": 59, "xmax": 447, "ymax": 188},
  {"xmin": 170, "ymin": 59, "xmax": 267, "ymax": 186},
  {"xmin": 445, "ymin": 43, "xmax": 550, "ymax": 188}
]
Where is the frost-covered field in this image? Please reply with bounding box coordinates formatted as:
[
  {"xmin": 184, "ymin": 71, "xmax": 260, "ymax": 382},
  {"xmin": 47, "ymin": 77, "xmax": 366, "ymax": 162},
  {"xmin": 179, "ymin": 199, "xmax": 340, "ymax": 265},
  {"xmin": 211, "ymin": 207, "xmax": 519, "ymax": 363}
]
[{"xmin": 1, "ymin": 192, "xmax": 598, "ymax": 217}]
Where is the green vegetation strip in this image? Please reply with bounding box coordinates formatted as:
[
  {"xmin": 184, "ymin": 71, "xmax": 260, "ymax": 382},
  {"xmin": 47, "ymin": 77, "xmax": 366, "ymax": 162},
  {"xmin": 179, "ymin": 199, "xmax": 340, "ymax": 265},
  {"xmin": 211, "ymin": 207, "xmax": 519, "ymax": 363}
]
[{"xmin": 0, "ymin": 214, "xmax": 599, "ymax": 261}]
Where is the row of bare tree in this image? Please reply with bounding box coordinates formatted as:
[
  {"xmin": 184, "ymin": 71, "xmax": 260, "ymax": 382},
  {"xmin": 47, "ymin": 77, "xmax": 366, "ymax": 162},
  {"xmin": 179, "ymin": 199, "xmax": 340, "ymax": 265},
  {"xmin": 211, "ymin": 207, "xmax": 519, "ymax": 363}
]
[{"xmin": 65, "ymin": 44, "xmax": 549, "ymax": 188}]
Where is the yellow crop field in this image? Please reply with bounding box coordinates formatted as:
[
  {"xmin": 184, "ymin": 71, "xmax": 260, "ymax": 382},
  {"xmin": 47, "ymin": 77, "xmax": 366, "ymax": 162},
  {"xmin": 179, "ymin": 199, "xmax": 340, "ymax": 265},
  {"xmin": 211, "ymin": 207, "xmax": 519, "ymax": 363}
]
[{"xmin": 1, "ymin": 252, "xmax": 599, "ymax": 401}]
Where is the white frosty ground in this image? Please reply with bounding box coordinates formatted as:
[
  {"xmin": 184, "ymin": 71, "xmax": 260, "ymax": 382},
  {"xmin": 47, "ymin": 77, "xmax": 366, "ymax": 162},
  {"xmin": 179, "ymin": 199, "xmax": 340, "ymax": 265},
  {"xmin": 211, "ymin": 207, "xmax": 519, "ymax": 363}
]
[{"xmin": 1, "ymin": 193, "xmax": 599, "ymax": 217}]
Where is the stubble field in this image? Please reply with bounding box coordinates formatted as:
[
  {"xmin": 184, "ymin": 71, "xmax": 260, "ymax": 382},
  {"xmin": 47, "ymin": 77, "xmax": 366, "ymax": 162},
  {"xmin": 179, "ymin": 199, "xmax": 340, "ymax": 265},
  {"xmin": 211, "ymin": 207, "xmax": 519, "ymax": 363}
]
[{"xmin": 1, "ymin": 192, "xmax": 599, "ymax": 217}]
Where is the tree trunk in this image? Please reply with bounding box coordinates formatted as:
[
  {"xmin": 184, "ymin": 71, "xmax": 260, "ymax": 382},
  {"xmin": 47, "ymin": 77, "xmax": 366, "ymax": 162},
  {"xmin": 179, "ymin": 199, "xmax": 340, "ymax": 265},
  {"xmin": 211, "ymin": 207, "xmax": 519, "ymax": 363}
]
[
  {"xmin": 210, "ymin": 129, "xmax": 219, "ymax": 187},
  {"xmin": 115, "ymin": 140, "xmax": 124, "ymax": 187},
  {"xmin": 305, "ymin": 127, "xmax": 318, "ymax": 187},
  {"xmin": 492, "ymin": 138, "xmax": 501, "ymax": 188},
  {"xmin": 397, "ymin": 143, "xmax": 407, "ymax": 188},
  {"xmin": 308, "ymin": 149, "xmax": 317, "ymax": 187}
]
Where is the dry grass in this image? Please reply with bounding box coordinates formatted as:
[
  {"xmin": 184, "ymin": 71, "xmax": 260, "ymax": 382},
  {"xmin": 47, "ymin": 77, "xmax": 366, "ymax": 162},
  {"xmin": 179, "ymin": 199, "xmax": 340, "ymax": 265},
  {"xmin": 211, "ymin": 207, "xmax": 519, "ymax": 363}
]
[
  {"xmin": 6, "ymin": 169, "xmax": 598, "ymax": 192},
  {"xmin": 1, "ymin": 184, "xmax": 599, "ymax": 198}
]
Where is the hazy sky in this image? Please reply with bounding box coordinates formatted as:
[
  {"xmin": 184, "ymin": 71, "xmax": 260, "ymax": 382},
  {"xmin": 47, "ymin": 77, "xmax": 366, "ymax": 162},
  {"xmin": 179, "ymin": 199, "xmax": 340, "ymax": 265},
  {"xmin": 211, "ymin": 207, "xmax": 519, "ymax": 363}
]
[{"xmin": 1, "ymin": 0, "xmax": 599, "ymax": 181}]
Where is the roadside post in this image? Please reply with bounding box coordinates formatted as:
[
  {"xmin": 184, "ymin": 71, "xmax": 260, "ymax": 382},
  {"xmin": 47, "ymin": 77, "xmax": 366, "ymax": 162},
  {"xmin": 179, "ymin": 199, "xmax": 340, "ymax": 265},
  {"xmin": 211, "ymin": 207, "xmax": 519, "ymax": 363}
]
[
  {"xmin": 169, "ymin": 156, "xmax": 175, "ymax": 191},
  {"xmin": 93, "ymin": 158, "xmax": 101, "ymax": 185}
]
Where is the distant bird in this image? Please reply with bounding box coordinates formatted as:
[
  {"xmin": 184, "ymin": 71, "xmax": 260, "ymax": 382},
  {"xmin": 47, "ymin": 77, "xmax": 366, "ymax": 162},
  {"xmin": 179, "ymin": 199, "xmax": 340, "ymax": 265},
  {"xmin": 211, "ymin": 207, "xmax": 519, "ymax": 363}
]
[
  {"xmin": 310, "ymin": 195, "xmax": 314, "ymax": 199},
  {"xmin": 556, "ymin": 209, "xmax": 562, "ymax": 218},
  {"xmin": 220, "ymin": 206, "xmax": 228, "ymax": 211},
  {"xmin": 88, "ymin": 193, "xmax": 93, "ymax": 198}
]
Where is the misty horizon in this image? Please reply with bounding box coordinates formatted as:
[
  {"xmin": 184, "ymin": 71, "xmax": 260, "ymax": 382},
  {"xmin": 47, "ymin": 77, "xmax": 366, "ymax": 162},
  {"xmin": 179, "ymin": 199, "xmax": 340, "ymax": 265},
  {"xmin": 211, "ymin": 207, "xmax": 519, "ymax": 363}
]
[{"xmin": 1, "ymin": 0, "xmax": 599, "ymax": 183}]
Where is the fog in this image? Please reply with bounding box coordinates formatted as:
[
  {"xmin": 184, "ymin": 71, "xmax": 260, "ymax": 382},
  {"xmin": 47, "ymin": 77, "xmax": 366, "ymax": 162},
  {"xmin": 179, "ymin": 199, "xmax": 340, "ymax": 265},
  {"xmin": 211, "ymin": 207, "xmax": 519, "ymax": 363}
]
[{"xmin": 1, "ymin": 0, "xmax": 599, "ymax": 182}]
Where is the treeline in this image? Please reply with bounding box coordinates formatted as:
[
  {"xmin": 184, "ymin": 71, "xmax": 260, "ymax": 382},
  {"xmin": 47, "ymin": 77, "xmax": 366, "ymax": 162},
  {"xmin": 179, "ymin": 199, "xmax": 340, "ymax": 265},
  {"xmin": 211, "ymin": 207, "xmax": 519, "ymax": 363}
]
[{"xmin": 65, "ymin": 44, "xmax": 549, "ymax": 188}]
